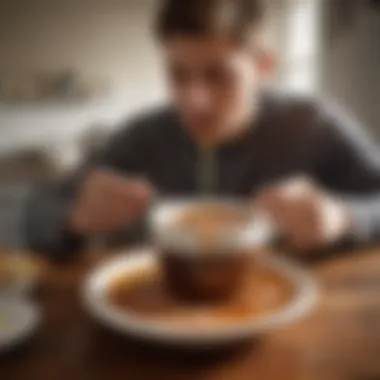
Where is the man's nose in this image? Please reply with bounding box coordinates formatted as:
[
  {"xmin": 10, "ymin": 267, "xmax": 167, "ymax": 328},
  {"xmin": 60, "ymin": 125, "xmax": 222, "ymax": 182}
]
[{"xmin": 184, "ymin": 84, "xmax": 212, "ymax": 111}]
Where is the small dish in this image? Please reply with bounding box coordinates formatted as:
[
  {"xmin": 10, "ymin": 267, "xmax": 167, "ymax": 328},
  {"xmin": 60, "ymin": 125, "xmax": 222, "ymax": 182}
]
[
  {"xmin": 0, "ymin": 299, "xmax": 40, "ymax": 352},
  {"xmin": 83, "ymin": 247, "xmax": 319, "ymax": 347}
]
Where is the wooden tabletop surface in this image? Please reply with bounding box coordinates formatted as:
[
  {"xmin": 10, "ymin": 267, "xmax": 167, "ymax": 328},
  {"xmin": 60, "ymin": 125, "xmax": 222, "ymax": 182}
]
[{"xmin": 1, "ymin": 247, "xmax": 380, "ymax": 380}]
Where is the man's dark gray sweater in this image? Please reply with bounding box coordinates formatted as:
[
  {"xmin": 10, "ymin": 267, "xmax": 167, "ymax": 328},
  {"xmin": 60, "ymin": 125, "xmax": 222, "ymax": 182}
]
[{"xmin": 25, "ymin": 92, "xmax": 380, "ymax": 256}]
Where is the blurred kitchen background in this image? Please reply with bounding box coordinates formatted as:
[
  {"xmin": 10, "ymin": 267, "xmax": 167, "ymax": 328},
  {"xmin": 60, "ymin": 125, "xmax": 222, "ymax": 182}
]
[{"xmin": 0, "ymin": 0, "xmax": 379, "ymax": 248}]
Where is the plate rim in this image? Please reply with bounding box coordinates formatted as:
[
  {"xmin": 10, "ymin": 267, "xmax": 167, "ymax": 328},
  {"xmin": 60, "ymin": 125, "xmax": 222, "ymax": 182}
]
[{"xmin": 83, "ymin": 247, "xmax": 319, "ymax": 345}]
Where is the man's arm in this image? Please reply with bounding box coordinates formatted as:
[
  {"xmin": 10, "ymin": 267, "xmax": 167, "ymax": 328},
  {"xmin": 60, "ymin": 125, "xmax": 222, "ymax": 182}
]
[
  {"xmin": 24, "ymin": 117, "xmax": 153, "ymax": 258},
  {"xmin": 253, "ymin": 99, "xmax": 380, "ymax": 251},
  {"xmin": 313, "ymin": 102, "xmax": 380, "ymax": 243}
]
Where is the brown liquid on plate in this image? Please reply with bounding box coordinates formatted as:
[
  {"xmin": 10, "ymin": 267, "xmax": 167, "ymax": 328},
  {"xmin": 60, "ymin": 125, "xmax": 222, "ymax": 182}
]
[{"xmin": 107, "ymin": 261, "xmax": 295, "ymax": 329}]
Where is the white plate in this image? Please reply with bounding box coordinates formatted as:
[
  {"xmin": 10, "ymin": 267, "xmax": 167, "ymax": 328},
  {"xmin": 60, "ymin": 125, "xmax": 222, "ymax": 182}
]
[
  {"xmin": 83, "ymin": 248, "xmax": 319, "ymax": 347},
  {"xmin": 0, "ymin": 299, "xmax": 40, "ymax": 352}
]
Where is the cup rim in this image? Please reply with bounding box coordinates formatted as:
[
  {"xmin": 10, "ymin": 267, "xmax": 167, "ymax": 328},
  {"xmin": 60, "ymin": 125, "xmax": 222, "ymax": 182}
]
[{"xmin": 148, "ymin": 197, "xmax": 274, "ymax": 257}]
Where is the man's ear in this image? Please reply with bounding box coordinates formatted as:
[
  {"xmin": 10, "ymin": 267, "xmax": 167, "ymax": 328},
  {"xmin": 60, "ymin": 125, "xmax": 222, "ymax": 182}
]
[{"xmin": 256, "ymin": 47, "xmax": 276, "ymax": 77}]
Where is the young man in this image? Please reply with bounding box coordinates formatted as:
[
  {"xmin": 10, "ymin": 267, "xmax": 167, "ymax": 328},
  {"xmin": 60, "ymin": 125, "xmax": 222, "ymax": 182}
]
[{"xmin": 26, "ymin": 0, "xmax": 380, "ymax": 256}]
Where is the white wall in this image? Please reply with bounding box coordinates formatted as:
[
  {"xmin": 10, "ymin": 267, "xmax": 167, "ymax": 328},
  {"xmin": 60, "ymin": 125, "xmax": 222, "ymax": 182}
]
[
  {"xmin": 0, "ymin": 0, "xmax": 161, "ymax": 88},
  {"xmin": 321, "ymin": 0, "xmax": 380, "ymax": 137},
  {"xmin": 0, "ymin": 0, "xmax": 166, "ymax": 164}
]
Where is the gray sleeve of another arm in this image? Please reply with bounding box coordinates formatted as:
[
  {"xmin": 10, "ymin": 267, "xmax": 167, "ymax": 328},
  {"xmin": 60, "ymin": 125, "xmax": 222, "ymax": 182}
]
[{"xmin": 314, "ymin": 102, "xmax": 380, "ymax": 244}]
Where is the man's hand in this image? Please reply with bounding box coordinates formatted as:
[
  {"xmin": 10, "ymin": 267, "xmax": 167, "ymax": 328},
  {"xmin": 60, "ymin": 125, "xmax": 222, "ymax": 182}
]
[
  {"xmin": 254, "ymin": 178, "xmax": 352, "ymax": 251},
  {"xmin": 68, "ymin": 170, "xmax": 153, "ymax": 235}
]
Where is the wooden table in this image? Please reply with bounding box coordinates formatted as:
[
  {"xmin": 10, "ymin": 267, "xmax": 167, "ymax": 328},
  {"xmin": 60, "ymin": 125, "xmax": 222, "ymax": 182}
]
[{"xmin": 1, "ymin": 247, "xmax": 380, "ymax": 380}]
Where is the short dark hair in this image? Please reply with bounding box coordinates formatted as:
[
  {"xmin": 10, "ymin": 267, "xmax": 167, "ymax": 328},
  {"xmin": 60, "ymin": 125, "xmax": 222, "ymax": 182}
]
[{"xmin": 156, "ymin": 0, "xmax": 266, "ymax": 43}]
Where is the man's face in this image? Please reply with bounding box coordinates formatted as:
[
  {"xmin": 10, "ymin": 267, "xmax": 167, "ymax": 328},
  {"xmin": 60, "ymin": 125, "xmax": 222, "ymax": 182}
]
[{"xmin": 163, "ymin": 36, "xmax": 262, "ymax": 144}]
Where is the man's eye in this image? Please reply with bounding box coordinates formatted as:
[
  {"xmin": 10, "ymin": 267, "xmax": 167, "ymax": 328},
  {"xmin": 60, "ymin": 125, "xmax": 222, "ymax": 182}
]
[
  {"xmin": 204, "ymin": 67, "xmax": 229, "ymax": 86},
  {"xmin": 168, "ymin": 67, "xmax": 190, "ymax": 84}
]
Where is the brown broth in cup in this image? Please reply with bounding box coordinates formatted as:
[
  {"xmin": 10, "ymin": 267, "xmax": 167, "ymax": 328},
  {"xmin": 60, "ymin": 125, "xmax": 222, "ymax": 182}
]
[
  {"xmin": 155, "ymin": 202, "xmax": 260, "ymax": 303},
  {"xmin": 162, "ymin": 252, "xmax": 251, "ymax": 302}
]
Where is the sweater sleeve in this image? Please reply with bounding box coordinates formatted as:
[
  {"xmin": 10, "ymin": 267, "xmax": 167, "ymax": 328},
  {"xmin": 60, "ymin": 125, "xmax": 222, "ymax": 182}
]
[
  {"xmin": 314, "ymin": 101, "xmax": 380, "ymax": 243},
  {"xmin": 24, "ymin": 117, "xmax": 152, "ymax": 258}
]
